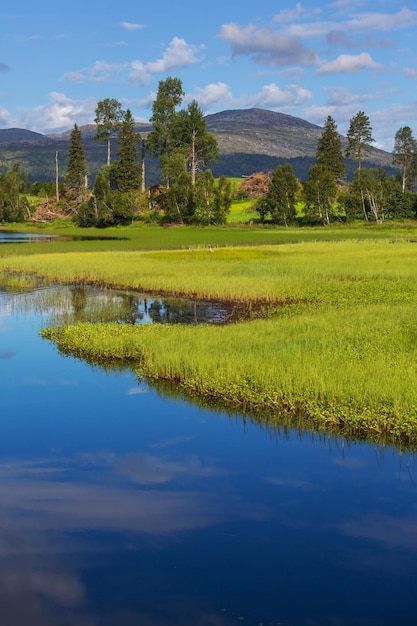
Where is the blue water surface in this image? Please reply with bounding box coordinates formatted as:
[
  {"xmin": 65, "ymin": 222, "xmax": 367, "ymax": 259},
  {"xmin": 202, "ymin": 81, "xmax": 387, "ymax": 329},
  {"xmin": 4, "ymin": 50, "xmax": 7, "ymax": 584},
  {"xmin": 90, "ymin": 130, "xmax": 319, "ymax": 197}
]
[{"xmin": 1, "ymin": 286, "xmax": 416, "ymax": 626}]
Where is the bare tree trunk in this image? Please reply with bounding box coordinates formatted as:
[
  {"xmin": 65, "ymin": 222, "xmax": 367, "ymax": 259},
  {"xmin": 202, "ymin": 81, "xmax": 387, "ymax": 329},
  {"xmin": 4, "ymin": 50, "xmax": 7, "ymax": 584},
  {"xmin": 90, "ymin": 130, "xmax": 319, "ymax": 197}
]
[
  {"xmin": 55, "ymin": 151, "xmax": 59, "ymax": 203},
  {"xmin": 191, "ymin": 129, "xmax": 196, "ymax": 186},
  {"xmin": 141, "ymin": 139, "xmax": 146, "ymax": 193},
  {"xmin": 107, "ymin": 138, "xmax": 111, "ymax": 166}
]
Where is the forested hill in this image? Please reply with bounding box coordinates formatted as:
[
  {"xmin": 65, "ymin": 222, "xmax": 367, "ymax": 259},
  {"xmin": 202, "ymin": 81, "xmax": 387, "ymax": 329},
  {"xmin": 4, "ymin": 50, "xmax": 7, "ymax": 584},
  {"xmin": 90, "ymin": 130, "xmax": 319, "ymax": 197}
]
[{"xmin": 0, "ymin": 108, "xmax": 394, "ymax": 184}]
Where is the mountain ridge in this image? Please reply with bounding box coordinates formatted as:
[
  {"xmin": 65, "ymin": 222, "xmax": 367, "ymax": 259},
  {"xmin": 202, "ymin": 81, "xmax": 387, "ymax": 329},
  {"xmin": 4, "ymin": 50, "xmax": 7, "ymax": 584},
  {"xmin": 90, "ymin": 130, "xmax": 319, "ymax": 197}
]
[{"xmin": 0, "ymin": 108, "xmax": 394, "ymax": 183}]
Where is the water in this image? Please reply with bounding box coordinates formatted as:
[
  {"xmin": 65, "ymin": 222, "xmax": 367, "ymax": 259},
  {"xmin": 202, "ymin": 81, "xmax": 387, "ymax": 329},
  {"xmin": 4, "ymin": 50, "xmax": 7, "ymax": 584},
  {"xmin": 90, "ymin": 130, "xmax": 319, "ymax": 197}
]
[
  {"xmin": 0, "ymin": 230, "xmax": 56, "ymax": 243},
  {"xmin": 1, "ymin": 286, "xmax": 417, "ymax": 625}
]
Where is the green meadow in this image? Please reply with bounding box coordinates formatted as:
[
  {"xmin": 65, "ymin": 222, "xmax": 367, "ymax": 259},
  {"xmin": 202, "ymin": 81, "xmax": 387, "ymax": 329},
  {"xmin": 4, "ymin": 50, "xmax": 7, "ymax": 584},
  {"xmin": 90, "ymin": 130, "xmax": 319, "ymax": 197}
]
[{"xmin": 3, "ymin": 222, "xmax": 417, "ymax": 447}]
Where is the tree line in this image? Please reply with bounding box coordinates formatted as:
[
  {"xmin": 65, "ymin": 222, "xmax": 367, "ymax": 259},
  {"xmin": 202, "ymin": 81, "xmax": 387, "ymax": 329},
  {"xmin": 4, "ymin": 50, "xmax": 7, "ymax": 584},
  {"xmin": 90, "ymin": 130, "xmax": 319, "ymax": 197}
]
[
  {"xmin": 0, "ymin": 78, "xmax": 416, "ymax": 226},
  {"xmin": 255, "ymin": 112, "xmax": 417, "ymax": 225}
]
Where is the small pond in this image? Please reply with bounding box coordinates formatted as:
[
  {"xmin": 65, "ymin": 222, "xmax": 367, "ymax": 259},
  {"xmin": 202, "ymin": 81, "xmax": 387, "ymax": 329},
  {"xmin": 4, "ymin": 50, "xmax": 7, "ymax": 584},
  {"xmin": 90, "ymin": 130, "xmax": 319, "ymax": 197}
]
[{"xmin": 1, "ymin": 283, "xmax": 417, "ymax": 625}]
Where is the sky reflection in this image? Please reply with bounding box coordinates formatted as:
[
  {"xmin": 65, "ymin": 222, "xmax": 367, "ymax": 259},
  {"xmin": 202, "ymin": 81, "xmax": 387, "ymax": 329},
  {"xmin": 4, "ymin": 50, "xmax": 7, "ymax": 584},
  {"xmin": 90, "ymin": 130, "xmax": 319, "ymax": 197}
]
[{"xmin": 1, "ymin": 284, "xmax": 417, "ymax": 625}]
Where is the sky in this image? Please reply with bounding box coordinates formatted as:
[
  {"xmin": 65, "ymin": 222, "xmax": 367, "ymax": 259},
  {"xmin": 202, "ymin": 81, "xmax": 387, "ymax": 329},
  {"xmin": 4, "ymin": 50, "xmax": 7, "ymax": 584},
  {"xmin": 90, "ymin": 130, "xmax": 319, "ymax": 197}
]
[{"xmin": 0, "ymin": 0, "xmax": 416, "ymax": 151}]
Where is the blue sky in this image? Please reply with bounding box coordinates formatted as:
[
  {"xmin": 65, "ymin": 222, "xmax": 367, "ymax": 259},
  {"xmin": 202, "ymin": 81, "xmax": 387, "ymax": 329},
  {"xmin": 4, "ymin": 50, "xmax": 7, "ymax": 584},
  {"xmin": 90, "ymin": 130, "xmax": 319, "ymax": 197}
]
[{"xmin": 1, "ymin": 0, "xmax": 416, "ymax": 151}]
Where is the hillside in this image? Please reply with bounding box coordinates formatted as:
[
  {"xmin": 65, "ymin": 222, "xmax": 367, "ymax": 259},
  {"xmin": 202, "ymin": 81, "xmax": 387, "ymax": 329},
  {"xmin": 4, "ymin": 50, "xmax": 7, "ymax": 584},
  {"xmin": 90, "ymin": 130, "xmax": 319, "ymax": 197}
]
[{"xmin": 0, "ymin": 108, "xmax": 395, "ymax": 185}]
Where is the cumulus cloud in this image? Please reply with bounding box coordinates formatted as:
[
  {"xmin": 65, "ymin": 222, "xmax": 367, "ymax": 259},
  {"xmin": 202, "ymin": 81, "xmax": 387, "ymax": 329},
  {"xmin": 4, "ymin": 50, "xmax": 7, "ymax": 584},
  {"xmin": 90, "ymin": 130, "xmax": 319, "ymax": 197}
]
[
  {"xmin": 120, "ymin": 21, "xmax": 144, "ymax": 31},
  {"xmin": 246, "ymin": 82, "xmax": 313, "ymax": 110},
  {"xmin": 317, "ymin": 52, "xmax": 383, "ymax": 74},
  {"xmin": 19, "ymin": 92, "xmax": 96, "ymax": 133},
  {"xmin": 130, "ymin": 37, "xmax": 204, "ymax": 86},
  {"xmin": 218, "ymin": 23, "xmax": 319, "ymax": 66},
  {"xmin": 0, "ymin": 62, "xmax": 10, "ymax": 73},
  {"xmin": 192, "ymin": 82, "xmax": 233, "ymax": 108},
  {"xmin": 404, "ymin": 67, "xmax": 417, "ymax": 78}
]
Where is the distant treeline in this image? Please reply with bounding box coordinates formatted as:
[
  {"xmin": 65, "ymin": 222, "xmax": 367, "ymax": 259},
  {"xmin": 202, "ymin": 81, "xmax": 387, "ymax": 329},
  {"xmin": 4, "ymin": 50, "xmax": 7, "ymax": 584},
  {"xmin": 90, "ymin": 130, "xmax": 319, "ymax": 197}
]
[{"xmin": 0, "ymin": 141, "xmax": 398, "ymax": 188}]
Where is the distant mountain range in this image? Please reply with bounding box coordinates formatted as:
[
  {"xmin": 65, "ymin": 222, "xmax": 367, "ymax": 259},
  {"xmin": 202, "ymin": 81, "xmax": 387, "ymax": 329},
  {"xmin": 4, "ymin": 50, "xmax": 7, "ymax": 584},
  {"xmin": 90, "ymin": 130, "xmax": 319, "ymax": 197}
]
[{"xmin": 0, "ymin": 108, "xmax": 395, "ymax": 185}]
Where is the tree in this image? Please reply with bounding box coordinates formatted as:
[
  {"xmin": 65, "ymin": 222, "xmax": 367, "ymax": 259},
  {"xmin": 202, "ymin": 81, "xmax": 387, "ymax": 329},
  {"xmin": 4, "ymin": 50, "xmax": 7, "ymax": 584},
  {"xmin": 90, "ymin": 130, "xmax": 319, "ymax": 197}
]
[
  {"xmin": 94, "ymin": 98, "xmax": 124, "ymax": 166},
  {"xmin": 113, "ymin": 109, "xmax": 141, "ymax": 192},
  {"xmin": 64, "ymin": 124, "xmax": 88, "ymax": 202},
  {"xmin": 178, "ymin": 100, "xmax": 219, "ymax": 185},
  {"xmin": 0, "ymin": 163, "xmax": 29, "ymax": 222},
  {"xmin": 194, "ymin": 171, "xmax": 232, "ymax": 225},
  {"xmin": 263, "ymin": 164, "xmax": 298, "ymax": 226},
  {"xmin": 303, "ymin": 164, "xmax": 337, "ymax": 225},
  {"xmin": 146, "ymin": 77, "xmax": 184, "ymax": 186},
  {"xmin": 344, "ymin": 168, "xmax": 386, "ymax": 223},
  {"xmin": 316, "ymin": 116, "xmax": 346, "ymax": 182},
  {"xmin": 392, "ymin": 126, "xmax": 417, "ymax": 192},
  {"xmin": 345, "ymin": 111, "xmax": 374, "ymax": 171}
]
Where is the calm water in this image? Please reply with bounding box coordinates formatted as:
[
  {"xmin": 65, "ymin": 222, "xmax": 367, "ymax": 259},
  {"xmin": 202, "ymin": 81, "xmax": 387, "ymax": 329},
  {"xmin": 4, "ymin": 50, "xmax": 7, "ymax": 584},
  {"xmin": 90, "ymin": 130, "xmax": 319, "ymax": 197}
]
[{"xmin": 1, "ymin": 285, "xmax": 417, "ymax": 626}]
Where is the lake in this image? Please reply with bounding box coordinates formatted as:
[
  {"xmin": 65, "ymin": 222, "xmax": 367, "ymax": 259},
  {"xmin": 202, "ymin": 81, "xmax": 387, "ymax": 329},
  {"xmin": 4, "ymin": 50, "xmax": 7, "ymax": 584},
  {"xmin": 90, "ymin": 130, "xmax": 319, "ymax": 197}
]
[{"xmin": 1, "ymin": 284, "xmax": 417, "ymax": 626}]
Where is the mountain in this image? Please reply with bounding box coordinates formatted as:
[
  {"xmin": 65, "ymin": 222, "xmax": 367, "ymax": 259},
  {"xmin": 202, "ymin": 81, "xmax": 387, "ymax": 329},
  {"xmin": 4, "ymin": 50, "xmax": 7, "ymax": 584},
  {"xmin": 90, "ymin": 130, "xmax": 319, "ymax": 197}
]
[{"xmin": 0, "ymin": 108, "xmax": 395, "ymax": 185}]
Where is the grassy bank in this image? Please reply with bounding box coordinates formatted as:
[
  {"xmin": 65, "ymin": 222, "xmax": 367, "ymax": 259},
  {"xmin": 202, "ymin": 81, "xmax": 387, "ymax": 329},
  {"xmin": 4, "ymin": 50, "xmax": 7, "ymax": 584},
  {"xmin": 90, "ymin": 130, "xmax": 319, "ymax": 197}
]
[{"xmin": 3, "ymin": 224, "xmax": 417, "ymax": 447}]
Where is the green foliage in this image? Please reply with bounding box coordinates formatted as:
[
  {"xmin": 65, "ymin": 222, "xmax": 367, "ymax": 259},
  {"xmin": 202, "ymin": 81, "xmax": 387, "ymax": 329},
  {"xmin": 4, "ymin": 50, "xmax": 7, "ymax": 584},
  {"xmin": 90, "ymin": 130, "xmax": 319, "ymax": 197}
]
[
  {"xmin": 392, "ymin": 126, "xmax": 417, "ymax": 192},
  {"xmin": 0, "ymin": 163, "xmax": 30, "ymax": 222},
  {"xmin": 346, "ymin": 111, "xmax": 374, "ymax": 171},
  {"xmin": 178, "ymin": 100, "xmax": 219, "ymax": 184},
  {"xmin": 303, "ymin": 164, "xmax": 338, "ymax": 225},
  {"xmin": 94, "ymin": 98, "xmax": 124, "ymax": 166},
  {"xmin": 316, "ymin": 116, "xmax": 346, "ymax": 182},
  {"xmin": 256, "ymin": 163, "xmax": 298, "ymax": 226},
  {"xmin": 64, "ymin": 124, "xmax": 88, "ymax": 202},
  {"xmin": 194, "ymin": 171, "xmax": 232, "ymax": 225},
  {"xmin": 147, "ymin": 77, "xmax": 184, "ymax": 185},
  {"xmin": 112, "ymin": 109, "xmax": 141, "ymax": 192}
]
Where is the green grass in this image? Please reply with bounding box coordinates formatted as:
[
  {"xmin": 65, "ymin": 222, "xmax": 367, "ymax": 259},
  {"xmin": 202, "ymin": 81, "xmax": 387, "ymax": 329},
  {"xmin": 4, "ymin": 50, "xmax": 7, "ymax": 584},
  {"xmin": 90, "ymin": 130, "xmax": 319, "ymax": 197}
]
[{"xmin": 4, "ymin": 222, "xmax": 417, "ymax": 447}]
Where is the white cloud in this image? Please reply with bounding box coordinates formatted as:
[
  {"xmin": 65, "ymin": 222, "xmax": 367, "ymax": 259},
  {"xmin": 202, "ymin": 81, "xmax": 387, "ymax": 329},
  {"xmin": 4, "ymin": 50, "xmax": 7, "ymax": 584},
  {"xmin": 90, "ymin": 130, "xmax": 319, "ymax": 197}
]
[
  {"xmin": 130, "ymin": 37, "xmax": 204, "ymax": 86},
  {"xmin": 0, "ymin": 106, "xmax": 14, "ymax": 127},
  {"xmin": 404, "ymin": 67, "xmax": 417, "ymax": 78},
  {"xmin": 285, "ymin": 6, "xmax": 417, "ymax": 38},
  {"xmin": 245, "ymin": 82, "xmax": 313, "ymax": 109},
  {"xmin": 218, "ymin": 22, "xmax": 319, "ymax": 66},
  {"xmin": 192, "ymin": 82, "xmax": 233, "ymax": 108},
  {"xmin": 19, "ymin": 92, "xmax": 96, "ymax": 133},
  {"xmin": 120, "ymin": 22, "xmax": 144, "ymax": 31},
  {"xmin": 317, "ymin": 52, "xmax": 384, "ymax": 74}
]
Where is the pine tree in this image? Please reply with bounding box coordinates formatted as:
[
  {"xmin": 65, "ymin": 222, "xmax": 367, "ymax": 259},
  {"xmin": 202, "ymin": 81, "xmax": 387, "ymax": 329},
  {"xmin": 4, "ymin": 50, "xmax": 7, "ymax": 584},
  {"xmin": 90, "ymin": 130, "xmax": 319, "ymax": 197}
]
[
  {"xmin": 94, "ymin": 98, "xmax": 124, "ymax": 166},
  {"xmin": 316, "ymin": 116, "xmax": 346, "ymax": 182},
  {"xmin": 345, "ymin": 111, "xmax": 374, "ymax": 171},
  {"xmin": 113, "ymin": 109, "xmax": 141, "ymax": 192},
  {"xmin": 64, "ymin": 124, "xmax": 88, "ymax": 201}
]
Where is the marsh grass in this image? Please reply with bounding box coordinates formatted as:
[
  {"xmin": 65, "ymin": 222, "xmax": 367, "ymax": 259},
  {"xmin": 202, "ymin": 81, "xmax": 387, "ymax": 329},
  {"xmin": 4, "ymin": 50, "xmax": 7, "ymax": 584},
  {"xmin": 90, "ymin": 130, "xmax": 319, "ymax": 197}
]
[{"xmin": 4, "ymin": 226, "xmax": 417, "ymax": 446}]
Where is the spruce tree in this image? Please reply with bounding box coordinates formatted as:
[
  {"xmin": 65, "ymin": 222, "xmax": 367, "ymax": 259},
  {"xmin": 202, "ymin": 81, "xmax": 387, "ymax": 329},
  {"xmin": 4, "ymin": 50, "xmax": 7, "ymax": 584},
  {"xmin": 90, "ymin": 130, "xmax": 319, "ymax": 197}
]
[
  {"xmin": 64, "ymin": 124, "xmax": 88, "ymax": 201},
  {"xmin": 113, "ymin": 109, "xmax": 141, "ymax": 192},
  {"xmin": 316, "ymin": 116, "xmax": 346, "ymax": 182}
]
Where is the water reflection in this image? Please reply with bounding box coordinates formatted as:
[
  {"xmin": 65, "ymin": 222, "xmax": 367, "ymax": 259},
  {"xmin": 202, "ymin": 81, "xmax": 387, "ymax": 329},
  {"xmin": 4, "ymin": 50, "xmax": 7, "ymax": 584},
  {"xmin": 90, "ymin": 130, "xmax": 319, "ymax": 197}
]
[
  {"xmin": 0, "ymin": 230, "xmax": 56, "ymax": 243},
  {"xmin": 1, "ymin": 284, "xmax": 417, "ymax": 625},
  {"xmin": 3, "ymin": 281, "xmax": 234, "ymax": 326}
]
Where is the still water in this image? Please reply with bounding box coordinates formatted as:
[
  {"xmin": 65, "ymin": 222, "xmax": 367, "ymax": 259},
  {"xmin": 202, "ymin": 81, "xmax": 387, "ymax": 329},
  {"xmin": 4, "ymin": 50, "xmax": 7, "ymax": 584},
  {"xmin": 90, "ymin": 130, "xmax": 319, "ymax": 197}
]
[{"xmin": 1, "ymin": 285, "xmax": 417, "ymax": 626}]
